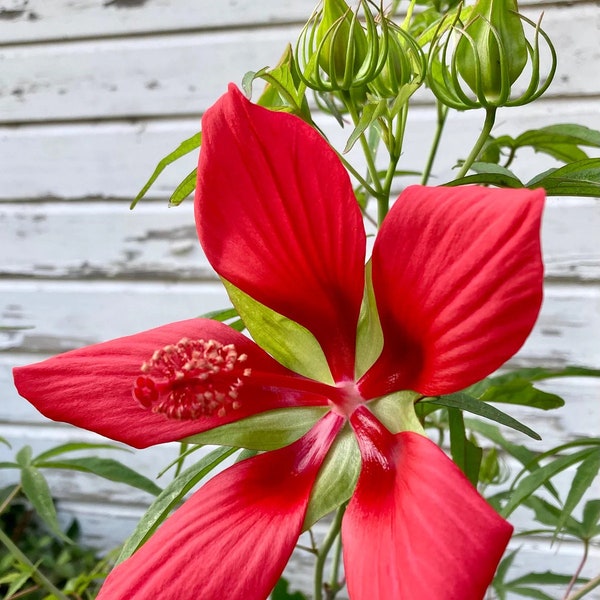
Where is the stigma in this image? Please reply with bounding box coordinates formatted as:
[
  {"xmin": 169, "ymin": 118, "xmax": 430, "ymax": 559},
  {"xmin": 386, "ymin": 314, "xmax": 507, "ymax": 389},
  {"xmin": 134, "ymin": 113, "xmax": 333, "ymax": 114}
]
[{"xmin": 133, "ymin": 338, "xmax": 251, "ymax": 420}]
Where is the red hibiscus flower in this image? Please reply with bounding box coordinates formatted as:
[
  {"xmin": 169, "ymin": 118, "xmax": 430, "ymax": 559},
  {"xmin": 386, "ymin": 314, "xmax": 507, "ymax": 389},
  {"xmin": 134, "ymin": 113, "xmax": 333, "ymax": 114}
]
[{"xmin": 13, "ymin": 85, "xmax": 544, "ymax": 600}]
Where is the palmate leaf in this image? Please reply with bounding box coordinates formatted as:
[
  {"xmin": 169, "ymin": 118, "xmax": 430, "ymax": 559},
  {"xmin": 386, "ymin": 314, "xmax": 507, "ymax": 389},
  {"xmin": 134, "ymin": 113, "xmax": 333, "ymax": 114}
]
[
  {"xmin": 503, "ymin": 445, "xmax": 600, "ymax": 517},
  {"xmin": 492, "ymin": 124, "xmax": 600, "ymax": 164},
  {"xmin": 131, "ymin": 132, "xmax": 201, "ymax": 208},
  {"xmin": 581, "ymin": 500, "xmax": 600, "ymax": 539},
  {"xmin": 526, "ymin": 158, "xmax": 600, "ymax": 196},
  {"xmin": 554, "ymin": 448, "xmax": 600, "ymax": 538},
  {"xmin": 117, "ymin": 446, "xmax": 237, "ymax": 564}
]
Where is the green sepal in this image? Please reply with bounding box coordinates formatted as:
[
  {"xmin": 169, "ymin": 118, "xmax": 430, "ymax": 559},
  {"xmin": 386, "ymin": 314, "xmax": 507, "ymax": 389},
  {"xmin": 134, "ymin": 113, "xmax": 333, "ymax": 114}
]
[
  {"xmin": 223, "ymin": 279, "xmax": 333, "ymax": 383},
  {"xmin": 303, "ymin": 423, "xmax": 360, "ymax": 529},
  {"xmin": 369, "ymin": 390, "xmax": 424, "ymax": 434},
  {"xmin": 355, "ymin": 261, "xmax": 383, "ymax": 379},
  {"xmin": 184, "ymin": 407, "xmax": 328, "ymax": 451}
]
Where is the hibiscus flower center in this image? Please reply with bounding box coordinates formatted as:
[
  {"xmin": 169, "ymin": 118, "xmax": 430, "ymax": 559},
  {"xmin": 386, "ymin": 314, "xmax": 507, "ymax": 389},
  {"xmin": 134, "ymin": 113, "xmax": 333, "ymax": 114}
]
[{"xmin": 132, "ymin": 338, "xmax": 251, "ymax": 419}]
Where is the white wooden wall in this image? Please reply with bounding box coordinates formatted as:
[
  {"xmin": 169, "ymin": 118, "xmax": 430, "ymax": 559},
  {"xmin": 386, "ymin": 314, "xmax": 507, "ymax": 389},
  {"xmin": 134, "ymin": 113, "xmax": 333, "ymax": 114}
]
[{"xmin": 1, "ymin": 0, "xmax": 599, "ymax": 597}]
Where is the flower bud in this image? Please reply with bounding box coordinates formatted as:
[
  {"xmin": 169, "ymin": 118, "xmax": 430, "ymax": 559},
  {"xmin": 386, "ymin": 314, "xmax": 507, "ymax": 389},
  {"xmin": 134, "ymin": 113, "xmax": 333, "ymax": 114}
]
[
  {"xmin": 367, "ymin": 22, "xmax": 425, "ymax": 100},
  {"xmin": 456, "ymin": 0, "xmax": 527, "ymax": 104},
  {"xmin": 427, "ymin": 1, "xmax": 556, "ymax": 110},
  {"xmin": 296, "ymin": 0, "xmax": 387, "ymax": 92}
]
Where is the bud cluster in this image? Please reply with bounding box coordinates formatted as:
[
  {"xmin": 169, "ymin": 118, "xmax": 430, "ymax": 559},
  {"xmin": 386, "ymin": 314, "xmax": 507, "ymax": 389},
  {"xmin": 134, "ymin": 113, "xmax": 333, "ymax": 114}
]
[{"xmin": 427, "ymin": 0, "xmax": 556, "ymax": 109}]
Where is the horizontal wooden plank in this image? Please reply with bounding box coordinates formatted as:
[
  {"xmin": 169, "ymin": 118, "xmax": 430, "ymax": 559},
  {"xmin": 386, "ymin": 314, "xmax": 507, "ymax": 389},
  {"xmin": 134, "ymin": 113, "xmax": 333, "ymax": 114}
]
[
  {"xmin": 1, "ymin": 99, "xmax": 599, "ymax": 201},
  {"xmin": 0, "ymin": 0, "xmax": 317, "ymax": 44},
  {"xmin": 0, "ymin": 280, "xmax": 229, "ymax": 352},
  {"xmin": 0, "ymin": 5, "xmax": 598, "ymax": 123},
  {"xmin": 0, "ymin": 280, "xmax": 598, "ymax": 365},
  {"xmin": 0, "ymin": 0, "xmax": 582, "ymax": 45},
  {"xmin": 1, "ymin": 197, "xmax": 599, "ymax": 282}
]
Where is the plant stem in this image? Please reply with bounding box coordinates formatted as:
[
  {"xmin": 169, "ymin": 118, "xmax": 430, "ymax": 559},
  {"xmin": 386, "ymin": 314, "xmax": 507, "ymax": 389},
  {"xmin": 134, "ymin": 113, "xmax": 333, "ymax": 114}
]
[
  {"xmin": 0, "ymin": 524, "xmax": 70, "ymax": 600},
  {"xmin": 566, "ymin": 572, "xmax": 600, "ymax": 600},
  {"xmin": 563, "ymin": 540, "xmax": 589, "ymax": 600},
  {"xmin": 326, "ymin": 524, "xmax": 345, "ymax": 599},
  {"xmin": 421, "ymin": 102, "xmax": 448, "ymax": 185},
  {"xmin": 0, "ymin": 483, "xmax": 21, "ymax": 515},
  {"xmin": 455, "ymin": 107, "xmax": 497, "ymax": 180},
  {"xmin": 344, "ymin": 93, "xmax": 385, "ymax": 202},
  {"xmin": 314, "ymin": 505, "xmax": 346, "ymax": 600}
]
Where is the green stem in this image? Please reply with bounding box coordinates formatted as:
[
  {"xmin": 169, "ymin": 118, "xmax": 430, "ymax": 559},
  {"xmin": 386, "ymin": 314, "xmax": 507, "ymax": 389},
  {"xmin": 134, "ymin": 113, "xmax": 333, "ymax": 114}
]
[
  {"xmin": 337, "ymin": 152, "xmax": 380, "ymax": 200},
  {"xmin": 563, "ymin": 540, "xmax": 589, "ymax": 600},
  {"xmin": 326, "ymin": 526, "xmax": 345, "ymax": 599},
  {"xmin": 344, "ymin": 93, "xmax": 385, "ymax": 202},
  {"xmin": 0, "ymin": 524, "xmax": 70, "ymax": 600},
  {"xmin": 566, "ymin": 572, "xmax": 600, "ymax": 600},
  {"xmin": 314, "ymin": 505, "xmax": 346, "ymax": 600},
  {"xmin": 421, "ymin": 102, "xmax": 448, "ymax": 185},
  {"xmin": 0, "ymin": 483, "xmax": 21, "ymax": 515},
  {"xmin": 455, "ymin": 107, "xmax": 497, "ymax": 180}
]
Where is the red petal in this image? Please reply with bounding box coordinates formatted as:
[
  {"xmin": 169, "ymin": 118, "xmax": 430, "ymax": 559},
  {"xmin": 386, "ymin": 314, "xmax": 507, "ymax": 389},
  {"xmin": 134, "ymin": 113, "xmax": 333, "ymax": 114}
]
[
  {"xmin": 360, "ymin": 185, "xmax": 544, "ymax": 397},
  {"xmin": 343, "ymin": 407, "xmax": 512, "ymax": 600},
  {"xmin": 13, "ymin": 318, "xmax": 327, "ymax": 449},
  {"xmin": 97, "ymin": 412, "xmax": 344, "ymax": 600},
  {"xmin": 196, "ymin": 85, "xmax": 365, "ymax": 381}
]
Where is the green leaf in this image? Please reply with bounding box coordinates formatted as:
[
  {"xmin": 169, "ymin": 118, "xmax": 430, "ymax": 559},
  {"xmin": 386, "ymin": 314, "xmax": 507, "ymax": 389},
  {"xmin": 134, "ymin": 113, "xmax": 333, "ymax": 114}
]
[
  {"xmin": 479, "ymin": 379, "xmax": 564, "ymax": 411},
  {"xmin": 581, "ymin": 500, "xmax": 600, "ymax": 539},
  {"xmin": 117, "ymin": 446, "xmax": 237, "ymax": 563},
  {"xmin": 447, "ymin": 407, "xmax": 482, "ymax": 486},
  {"xmin": 303, "ymin": 424, "xmax": 360, "ymax": 529},
  {"xmin": 33, "ymin": 442, "xmax": 127, "ymax": 463},
  {"xmin": 465, "ymin": 420, "xmax": 553, "ymax": 492},
  {"xmin": 510, "ymin": 571, "xmax": 586, "ymax": 587},
  {"xmin": 15, "ymin": 445, "xmax": 32, "ymax": 467},
  {"xmin": 0, "ymin": 436, "xmax": 10, "ymax": 448},
  {"xmin": 524, "ymin": 494, "xmax": 579, "ymax": 537},
  {"xmin": 425, "ymin": 393, "xmax": 541, "ymax": 440},
  {"xmin": 131, "ymin": 132, "xmax": 201, "ymax": 208},
  {"xmin": 555, "ymin": 448, "xmax": 600, "ymax": 537},
  {"xmin": 527, "ymin": 158, "xmax": 600, "ymax": 197},
  {"xmin": 343, "ymin": 99, "xmax": 387, "ymax": 154},
  {"xmin": 186, "ymin": 407, "xmax": 327, "ymax": 451},
  {"xmin": 168, "ymin": 168, "xmax": 196, "ymax": 207},
  {"xmin": 503, "ymin": 447, "xmax": 598, "ymax": 516},
  {"xmin": 495, "ymin": 366, "xmax": 600, "ymax": 382},
  {"xmin": 20, "ymin": 466, "xmax": 70, "ymax": 542},
  {"xmin": 444, "ymin": 162, "xmax": 524, "ymax": 188},
  {"xmin": 513, "ymin": 124, "xmax": 600, "ymax": 163},
  {"xmin": 223, "ymin": 280, "xmax": 332, "ymax": 383},
  {"xmin": 271, "ymin": 577, "xmax": 308, "ymax": 600},
  {"xmin": 36, "ymin": 457, "xmax": 162, "ymax": 496}
]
